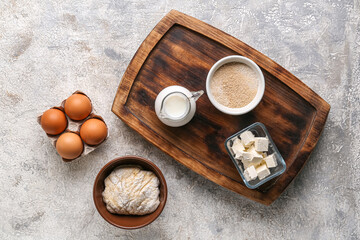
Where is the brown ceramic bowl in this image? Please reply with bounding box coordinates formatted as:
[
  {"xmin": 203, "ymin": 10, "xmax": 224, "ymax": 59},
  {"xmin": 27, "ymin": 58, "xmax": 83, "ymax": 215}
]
[{"xmin": 93, "ymin": 156, "xmax": 167, "ymax": 229}]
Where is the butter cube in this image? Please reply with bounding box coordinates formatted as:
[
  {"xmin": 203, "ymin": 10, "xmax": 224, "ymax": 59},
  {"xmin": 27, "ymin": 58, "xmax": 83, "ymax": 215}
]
[
  {"xmin": 242, "ymin": 151, "xmax": 254, "ymax": 162},
  {"xmin": 243, "ymin": 171, "xmax": 250, "ymax": 182},
  {"xmin": 240, "ymin": 131, "xmax": 255, "ymax": 147},
  {"xmin": 256, "ymin": 164, "xmax": 270, "ymax": 180},
  {"xmin": 244, "ymin": 166, "xmax": 257, "ymax": 181},
  {"xmin": 242, "ymin": 159, "xmax": 262, "ymax": 169},
  {"xmin": 234, "ymin": 151, "xmax": 245, "ymax": 160},
  {"xmin": 254, "ymin": 137, "xmax": 269, "ymax": 152},
  {"xmin": 231, "ymin": 138, "xmax": 245, "ymax": 155},
  {"xmin": 245, "ymin": 146, "xmax": 263, "ymax": 162},
  {"xmin": 264, "ymin": 154, "xmax": 277, "ymax": 168}
]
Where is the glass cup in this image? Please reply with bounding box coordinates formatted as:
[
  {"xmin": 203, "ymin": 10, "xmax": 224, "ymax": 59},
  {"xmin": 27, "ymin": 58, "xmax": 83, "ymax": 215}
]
[{"xmin": 224, "ymin": 122, "xmax": 286, "ymax": 189}]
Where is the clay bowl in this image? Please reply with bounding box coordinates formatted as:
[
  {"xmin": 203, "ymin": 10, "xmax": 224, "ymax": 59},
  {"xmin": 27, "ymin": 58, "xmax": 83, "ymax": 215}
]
[{"xmin": 93, "ymin": 156, "xmax": 167, "ymax": 229}]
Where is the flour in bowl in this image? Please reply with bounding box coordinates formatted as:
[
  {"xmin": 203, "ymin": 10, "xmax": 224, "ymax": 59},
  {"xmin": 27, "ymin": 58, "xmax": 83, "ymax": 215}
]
[{"xmin": 210, "ymin": 62, "xmax": 258, "ymax": 108}]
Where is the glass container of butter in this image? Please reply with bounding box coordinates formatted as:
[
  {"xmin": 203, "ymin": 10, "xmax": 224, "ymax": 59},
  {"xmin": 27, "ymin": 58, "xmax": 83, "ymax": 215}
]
[{"xmin": 225, "ymin": 122, "xmax": 286, "ymax": 189}]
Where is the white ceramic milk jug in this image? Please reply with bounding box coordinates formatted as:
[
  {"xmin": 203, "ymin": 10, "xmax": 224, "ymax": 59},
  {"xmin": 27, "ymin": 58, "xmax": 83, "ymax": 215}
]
[{"xmin": 155, "ymin": 86, "xmax": 204, "ymax": 127}]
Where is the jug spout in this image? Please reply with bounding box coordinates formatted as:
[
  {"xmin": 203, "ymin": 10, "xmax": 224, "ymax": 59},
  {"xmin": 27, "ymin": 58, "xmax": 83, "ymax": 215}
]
[
  {"xmin": 159, "ymin": 109, "xmax": 170, "ymax": 120},
  {"xmin": 189, "ymin": 90, "xmax": 204, "ymax": 102}
]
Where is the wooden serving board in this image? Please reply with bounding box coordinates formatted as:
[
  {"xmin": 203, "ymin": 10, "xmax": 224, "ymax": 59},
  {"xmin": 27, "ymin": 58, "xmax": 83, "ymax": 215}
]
[{"xmin": 112, "ymin": 10, "xmax": 330, "ymax": 205}]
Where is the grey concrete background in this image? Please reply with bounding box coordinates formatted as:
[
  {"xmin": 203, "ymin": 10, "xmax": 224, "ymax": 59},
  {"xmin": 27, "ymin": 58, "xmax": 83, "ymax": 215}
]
[{"xmin": 0, "ymin": 0, "xmax": 359, "ymax": 239}]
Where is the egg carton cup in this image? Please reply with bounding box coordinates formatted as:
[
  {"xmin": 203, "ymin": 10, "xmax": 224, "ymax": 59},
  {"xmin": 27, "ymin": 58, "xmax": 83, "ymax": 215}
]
[{"xmin": 37, "ymin": 91, "xmax": 109, "ymax": 162}]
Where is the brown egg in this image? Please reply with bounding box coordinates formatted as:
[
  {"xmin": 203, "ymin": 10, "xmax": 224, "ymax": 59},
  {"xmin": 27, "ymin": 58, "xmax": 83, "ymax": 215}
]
[
  {"xmin": 80, "ymin": 119, "xmax": 108, "ymax": 145},
  {"xmin": 41, "ymin": 108, "xmax": 67, "ymax": 135},
  {"xmin": 56, "ymin": 132, "xmax": 83, "ymax": 160},
  {"xmin": 64, "ymin": 94, "xmax": 92, "ymax": 120}
]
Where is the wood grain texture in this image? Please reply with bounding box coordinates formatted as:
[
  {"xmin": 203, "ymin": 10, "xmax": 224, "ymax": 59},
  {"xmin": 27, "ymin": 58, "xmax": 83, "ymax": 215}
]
[{"xmin": 112, "ymin": 10, "xmax": 330, "ymax": 205}]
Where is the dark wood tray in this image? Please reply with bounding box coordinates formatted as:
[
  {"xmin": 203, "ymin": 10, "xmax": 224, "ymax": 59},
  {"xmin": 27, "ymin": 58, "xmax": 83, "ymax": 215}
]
[{"xmin": 112, "ymin": 10, "xmax": 330, "ymax": 205}]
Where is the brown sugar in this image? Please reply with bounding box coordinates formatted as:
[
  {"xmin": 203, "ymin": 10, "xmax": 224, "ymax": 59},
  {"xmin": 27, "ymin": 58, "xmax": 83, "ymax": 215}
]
[{"xmin": 210, "ymin": 62, "xmax": 258, "ymax": 108}]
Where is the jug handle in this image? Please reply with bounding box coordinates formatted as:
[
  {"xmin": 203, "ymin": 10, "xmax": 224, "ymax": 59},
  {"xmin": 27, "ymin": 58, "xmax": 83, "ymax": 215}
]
[{"xmin": 190, "ymin": 90, "xmax": 204, "ymax": 102}]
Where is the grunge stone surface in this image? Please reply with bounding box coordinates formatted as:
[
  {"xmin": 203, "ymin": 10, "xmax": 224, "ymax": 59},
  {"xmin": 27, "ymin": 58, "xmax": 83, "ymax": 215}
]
[{"xmin": 0, "ymin": 0, "xmax": 359, "ymax": 239}]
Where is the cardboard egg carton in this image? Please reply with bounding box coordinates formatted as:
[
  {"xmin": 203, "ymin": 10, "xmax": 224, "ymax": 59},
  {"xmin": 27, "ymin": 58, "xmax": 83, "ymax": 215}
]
[{"xmin": 37, "ymin": 91, "xmax": 108, "ymax": 162}]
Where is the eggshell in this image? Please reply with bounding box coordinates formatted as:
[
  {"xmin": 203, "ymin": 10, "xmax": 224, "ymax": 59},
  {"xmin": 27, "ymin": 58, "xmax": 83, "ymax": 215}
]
[
  {"xmin": 38, "ymin": 91, "xmax": 108, "ymax": 162},
  {"xmin": 40, "ymin": 108, "xmax": 67, "ymax": 135},
  {"xmin": 64, "ymin": 94, "xmax": 92, "ymax": 120},
  {"xmin": 80, "ymin": 118, "xmax": 108, "ymax": 145},
  {"xmin": 56, "ymin": 132, "xmax": 84, "ymax": 160}
]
